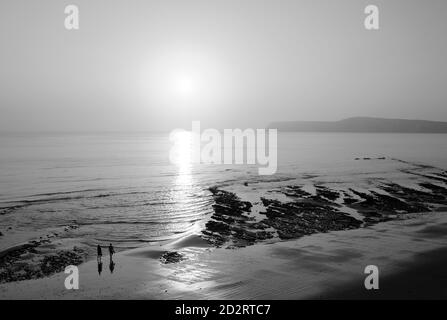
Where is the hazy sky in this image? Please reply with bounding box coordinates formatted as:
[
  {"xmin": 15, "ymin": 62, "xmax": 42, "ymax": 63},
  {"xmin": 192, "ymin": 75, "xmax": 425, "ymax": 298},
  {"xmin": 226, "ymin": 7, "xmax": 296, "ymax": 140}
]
[{"xmin": 1, "ymin": 0, "xmax": 447, "ymax": 131}]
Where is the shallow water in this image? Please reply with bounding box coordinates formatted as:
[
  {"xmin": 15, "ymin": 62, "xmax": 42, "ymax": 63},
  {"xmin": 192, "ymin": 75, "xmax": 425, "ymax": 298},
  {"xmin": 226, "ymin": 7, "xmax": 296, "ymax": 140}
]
[{"xmin": 0, "ymin": 132, "xmax": 446, "ymax": 250}]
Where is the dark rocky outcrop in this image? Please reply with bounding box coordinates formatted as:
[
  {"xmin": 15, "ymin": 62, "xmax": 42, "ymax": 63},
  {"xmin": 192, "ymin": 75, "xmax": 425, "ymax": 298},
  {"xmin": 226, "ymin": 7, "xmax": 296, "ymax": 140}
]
[
  {"xmin": 315, "ymin": 185, "xmax": 340, "ymax": 201},
  {"xmin": 348, "ymin": 189, "xmax": 429, "ymax": 214},
  {"xmin": 0, "ymin": 243, "xmax": 85, "ymax": 283},
  {"xmin": 202, "ymin": 188, "xmax": 274, "ymax": 248},
  {"xmin": 260, "ymin": 197, "xmax": 362, "ymax": 240},
  {"xmin": 160, "ymin": 251, "xmax": 184, "ymax": 264},
  {"xmin": 202, "ymin": 176, "xmax": 447, "ymax": 248},
  {"xmin": 202, "ymin": 185, "xmax": 360, "ymax": 248}
]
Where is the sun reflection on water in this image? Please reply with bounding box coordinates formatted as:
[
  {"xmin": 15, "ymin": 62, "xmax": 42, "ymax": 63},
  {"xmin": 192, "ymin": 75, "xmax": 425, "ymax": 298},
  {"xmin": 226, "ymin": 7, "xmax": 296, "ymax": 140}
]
[
  {"xmin": 170, "ymin": 130, "xmax": 194, "ymax": 186},
  {"xmin": 167, "ymin": 130, "xmax": 204, "ymax": 236}
]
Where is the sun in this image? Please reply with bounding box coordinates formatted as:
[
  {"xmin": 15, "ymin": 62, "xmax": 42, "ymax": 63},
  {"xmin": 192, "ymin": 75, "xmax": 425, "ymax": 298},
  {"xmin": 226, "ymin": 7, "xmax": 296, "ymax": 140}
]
[
  {"xmin": 173, "ymin": 73, "xmax": 199, "ymax": 98},
  {"xmin": 139, "ymin": 47, "xmax": 229, "ymax": 108}
]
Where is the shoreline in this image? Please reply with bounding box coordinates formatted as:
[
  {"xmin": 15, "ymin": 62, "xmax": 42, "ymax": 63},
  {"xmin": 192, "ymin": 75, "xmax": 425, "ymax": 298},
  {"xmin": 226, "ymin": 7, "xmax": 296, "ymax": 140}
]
[
  {"xmin": 1, "ymin": 158, "xmax": 447, "ymax": 298},
  {"xmin": 1, "ymin": 211, "xmax": 447, "ymax": 299}
]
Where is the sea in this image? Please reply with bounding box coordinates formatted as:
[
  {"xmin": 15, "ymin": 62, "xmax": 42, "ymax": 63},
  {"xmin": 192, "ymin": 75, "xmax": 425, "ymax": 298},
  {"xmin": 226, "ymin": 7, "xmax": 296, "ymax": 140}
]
[{"xmin": 1, "ymin": 132, "xmax": 447, "ymax": 252}]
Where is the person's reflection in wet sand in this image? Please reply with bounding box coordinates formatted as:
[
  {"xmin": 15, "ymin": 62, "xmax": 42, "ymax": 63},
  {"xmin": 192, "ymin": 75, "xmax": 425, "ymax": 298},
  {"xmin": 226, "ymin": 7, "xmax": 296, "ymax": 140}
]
[
  {"xmin": 109, "ymin": 256, "xmax": 115, "ymax": 274},
  {"xmin": 97, "ymin": 245, "xmax": 102, "ymax": 264},
  {"xmin": 98, "ymin": 261, "xmax": 103, "ymax": 275}
]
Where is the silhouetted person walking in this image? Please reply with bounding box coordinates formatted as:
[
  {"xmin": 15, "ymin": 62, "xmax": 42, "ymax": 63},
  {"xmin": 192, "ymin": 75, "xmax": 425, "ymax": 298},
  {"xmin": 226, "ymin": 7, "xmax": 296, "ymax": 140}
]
[
  {"xmin": 108, "ymin": 243, "xmax": 115, "ymax": 258},
  {"xmin": 97, "ymin": 244, "xmax": 102, "ymax": 263},
  {"xmin": 98, "ymin": 261, "xmax": 103, "ymax": 275}
]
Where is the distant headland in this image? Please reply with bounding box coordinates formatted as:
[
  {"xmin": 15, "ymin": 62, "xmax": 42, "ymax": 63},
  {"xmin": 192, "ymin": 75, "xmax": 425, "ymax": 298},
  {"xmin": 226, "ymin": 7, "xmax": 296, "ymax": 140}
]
[{"xmin": 269, "ymin": 117, "xmax": 447, "ymax": 133}]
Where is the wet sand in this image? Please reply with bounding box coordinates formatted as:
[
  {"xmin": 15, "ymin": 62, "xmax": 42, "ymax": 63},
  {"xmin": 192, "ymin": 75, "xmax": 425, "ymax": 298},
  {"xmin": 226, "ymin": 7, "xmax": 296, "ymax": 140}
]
[
  {"xmin": 1, "ymin": 212, "xmax": 447, "ymax": 299},
  {"xmin": 1, "ymin": 158, "xmax": 447, "ymax": 299},
  {"xmin": 319, "ymin": 246, "xmax": 447, "ymax": 299}
]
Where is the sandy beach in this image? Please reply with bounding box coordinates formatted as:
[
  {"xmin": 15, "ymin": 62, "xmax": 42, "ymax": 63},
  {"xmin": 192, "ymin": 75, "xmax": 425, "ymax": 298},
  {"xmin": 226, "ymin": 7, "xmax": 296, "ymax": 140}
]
[
  {"xmin": 1, "ymin": 157, "xmax": 447, "ymax": 299},
  {"xmin": 1, "ymin": 210, "xmax": 447, "ymax": 300}
]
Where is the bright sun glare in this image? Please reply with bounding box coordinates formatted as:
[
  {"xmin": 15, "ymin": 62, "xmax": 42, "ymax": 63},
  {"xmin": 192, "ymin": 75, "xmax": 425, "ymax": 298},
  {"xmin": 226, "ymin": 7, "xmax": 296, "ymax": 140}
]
[
  {"xmin": 139, "ymin": 48, "xmax": 228, "ymax": 107},
  {"xmin": 174, "ymin": 74, "xmax": 199, "ymax": 98},
  {"xmin": 170, "ymin": 130, "xmax": 193, "ymax": 171}
]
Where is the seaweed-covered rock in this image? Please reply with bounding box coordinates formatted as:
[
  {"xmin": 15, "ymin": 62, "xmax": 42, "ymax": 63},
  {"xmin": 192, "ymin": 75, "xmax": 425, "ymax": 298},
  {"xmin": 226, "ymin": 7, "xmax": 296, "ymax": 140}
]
[
  {"xmin": 260, "ymin": 200, "xmax": 362, "ymax": 240},
  {"xmin": 315, "ymin": 186, "xmax": 340, "ymax": 201},
  {"xmin": 0, "ymin": 243, "xmax": 85, "ymax": 283},
  {"xmin": 202, "ymin": 188, "xmax": 274, "ymax": 247},
  {"xmin": 203, "ymin": 186, "xmax": 361, "ymax": 248},
  {"xmin": 160, "ymin": 251, "xmax": 184, "ymax": 264},
  {"xmin": 348, "ymin": 189, "xmax": 429, "ymax": 215},
  {"xmin": 203, "ymin": 176, "xmax": 447, "ymax": 250},
  {"xmin": 40, "ymin": 251, "xmax": 84, "ymax": 276}
]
